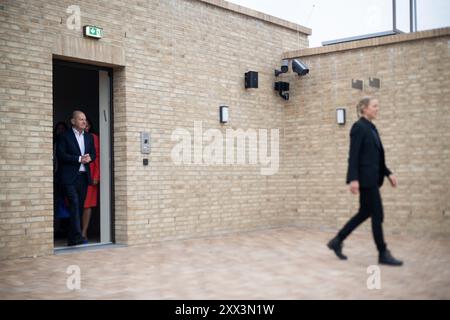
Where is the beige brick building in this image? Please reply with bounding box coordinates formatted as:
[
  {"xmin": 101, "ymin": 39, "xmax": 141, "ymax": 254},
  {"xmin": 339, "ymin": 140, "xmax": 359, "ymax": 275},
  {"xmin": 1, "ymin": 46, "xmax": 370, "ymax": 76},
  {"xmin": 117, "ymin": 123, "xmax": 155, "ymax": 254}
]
[{"xmin": 0, "ymin": 0, "xmax": 448, "ymax": 260}]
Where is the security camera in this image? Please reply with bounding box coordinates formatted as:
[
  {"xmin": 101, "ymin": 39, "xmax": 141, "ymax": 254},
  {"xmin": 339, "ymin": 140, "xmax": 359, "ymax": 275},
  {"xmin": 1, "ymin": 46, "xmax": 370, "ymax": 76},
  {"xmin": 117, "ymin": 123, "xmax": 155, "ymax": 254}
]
[
  {"xmin": 274, "ymin": 81, "xmax": 290, "ymax": 100},
  {"xmin": 280, "ymin": 92, "xmax": 289, "ymax": 100},
  {"xmin": 274, "ymin": 59, "xmax": 289, "ymax": 77},
  {"xmin": 280, "ymin": 59, "xmax": 289, "ymax": 73},
  {"xmin": 292, "ymin": 59, "xmax": 309, "ymax": 76}
]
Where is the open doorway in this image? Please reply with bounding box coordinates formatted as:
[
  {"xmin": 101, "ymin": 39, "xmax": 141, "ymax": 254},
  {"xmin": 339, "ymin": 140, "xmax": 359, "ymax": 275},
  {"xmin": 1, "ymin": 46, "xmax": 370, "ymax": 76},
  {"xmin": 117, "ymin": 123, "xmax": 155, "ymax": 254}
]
[{"xmin": 53, "ymin": 59, "xmax": 113, "ymax": 249}]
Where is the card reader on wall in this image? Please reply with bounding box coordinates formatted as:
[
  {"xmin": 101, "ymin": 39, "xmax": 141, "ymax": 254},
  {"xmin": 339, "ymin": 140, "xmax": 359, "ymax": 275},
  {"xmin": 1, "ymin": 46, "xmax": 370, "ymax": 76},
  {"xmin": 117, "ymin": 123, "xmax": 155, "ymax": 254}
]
[{"xmin": 141, "ymin": 132, "xmax": 151, "ymax": 154}]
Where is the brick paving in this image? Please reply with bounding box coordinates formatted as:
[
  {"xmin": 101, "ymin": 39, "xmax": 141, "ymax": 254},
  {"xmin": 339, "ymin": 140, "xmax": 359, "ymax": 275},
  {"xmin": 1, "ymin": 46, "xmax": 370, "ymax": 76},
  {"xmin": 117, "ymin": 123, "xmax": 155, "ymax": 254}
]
[{"xmin": 0, "ymin": 227, "xmax": 449, "ymax": 299}]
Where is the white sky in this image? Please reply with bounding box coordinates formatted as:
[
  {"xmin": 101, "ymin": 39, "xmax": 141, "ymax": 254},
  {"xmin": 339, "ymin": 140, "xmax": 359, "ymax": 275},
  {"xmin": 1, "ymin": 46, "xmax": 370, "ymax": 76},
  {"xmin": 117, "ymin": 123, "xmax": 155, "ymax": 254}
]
[{"xmin": 226, "ymin": 0, "xmax": 450, "ymax": 47}]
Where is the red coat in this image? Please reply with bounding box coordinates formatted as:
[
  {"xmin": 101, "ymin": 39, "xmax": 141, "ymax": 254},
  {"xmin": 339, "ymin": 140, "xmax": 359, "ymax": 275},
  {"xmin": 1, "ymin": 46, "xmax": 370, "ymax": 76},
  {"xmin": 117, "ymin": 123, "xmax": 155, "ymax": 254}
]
[
  {"xmin": 90, "ymin": 133, "xmax": 100, "ymax": 181},
  {"xmin": 84, "ymin": 133, "xmax": 100, "ymax": 208}
]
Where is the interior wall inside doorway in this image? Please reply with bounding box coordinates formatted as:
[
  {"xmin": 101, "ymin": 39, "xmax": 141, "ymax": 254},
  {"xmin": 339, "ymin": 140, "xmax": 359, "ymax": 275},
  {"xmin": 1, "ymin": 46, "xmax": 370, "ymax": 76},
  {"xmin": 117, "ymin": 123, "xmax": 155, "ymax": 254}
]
[{"xmin": 53, "ymin": 63, "xmax": 99, "ymax": 129}]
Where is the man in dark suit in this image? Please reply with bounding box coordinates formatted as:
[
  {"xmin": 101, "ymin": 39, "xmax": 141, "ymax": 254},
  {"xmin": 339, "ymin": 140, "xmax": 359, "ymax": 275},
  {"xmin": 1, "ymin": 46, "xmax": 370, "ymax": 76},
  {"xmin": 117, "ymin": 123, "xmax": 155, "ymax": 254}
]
[
  {"xmin": 57, "ymin": 110, "xmax": 96, "ymax": 246},
  {"xmin": 327, "ymin": 97, "xmax": 403, "ymax": 266}
]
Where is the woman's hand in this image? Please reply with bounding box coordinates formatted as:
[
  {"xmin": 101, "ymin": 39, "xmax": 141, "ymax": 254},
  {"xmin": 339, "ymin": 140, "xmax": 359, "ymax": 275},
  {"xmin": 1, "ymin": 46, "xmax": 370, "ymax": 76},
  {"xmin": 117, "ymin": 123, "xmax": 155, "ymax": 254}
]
[
  {"xmin": 388, "ymin": 175, "xmax": 398, "ymax": 188},
  {"xmin": 349, "ymin": 180, "xmax": 359, "ymax": 195}
]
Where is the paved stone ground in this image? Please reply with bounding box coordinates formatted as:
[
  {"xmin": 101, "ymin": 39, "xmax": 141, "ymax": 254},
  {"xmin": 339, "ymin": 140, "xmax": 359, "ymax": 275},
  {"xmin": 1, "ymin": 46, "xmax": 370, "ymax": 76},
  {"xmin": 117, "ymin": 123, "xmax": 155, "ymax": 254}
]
[{"xmin": 1, "ymin": 227, "xmax": 449, "ymax": 299}]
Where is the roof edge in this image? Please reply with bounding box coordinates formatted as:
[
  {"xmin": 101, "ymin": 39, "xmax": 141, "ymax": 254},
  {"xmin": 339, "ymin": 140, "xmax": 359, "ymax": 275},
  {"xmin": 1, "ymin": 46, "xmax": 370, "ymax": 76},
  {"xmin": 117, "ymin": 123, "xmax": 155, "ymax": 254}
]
[
  {"xmin": 283, "ymin": 27, "xmax": 450, "ymax": 59},
  {"xmin": 197, "ymin": 0, "xmax": 312, "ymax": 35}
]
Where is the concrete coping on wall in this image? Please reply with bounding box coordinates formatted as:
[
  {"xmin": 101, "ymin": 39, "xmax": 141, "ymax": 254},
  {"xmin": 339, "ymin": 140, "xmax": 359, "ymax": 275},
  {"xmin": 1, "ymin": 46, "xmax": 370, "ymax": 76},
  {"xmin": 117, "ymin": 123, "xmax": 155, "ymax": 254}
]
[
  {"xmin": 282, "ymin": 27, "xmax": 450, "ymax": 59},
  {"xmin": 198, "ymin": 0, "xmax": 312, "ymax": 35}
]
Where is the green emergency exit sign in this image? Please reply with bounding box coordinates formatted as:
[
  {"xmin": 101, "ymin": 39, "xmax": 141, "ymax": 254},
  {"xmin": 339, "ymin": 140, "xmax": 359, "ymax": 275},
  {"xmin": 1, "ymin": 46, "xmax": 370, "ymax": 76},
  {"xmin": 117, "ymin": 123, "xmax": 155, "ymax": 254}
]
[{"xmin": 83, "ymin": 25, "xmax": 103, "ymax": 39}]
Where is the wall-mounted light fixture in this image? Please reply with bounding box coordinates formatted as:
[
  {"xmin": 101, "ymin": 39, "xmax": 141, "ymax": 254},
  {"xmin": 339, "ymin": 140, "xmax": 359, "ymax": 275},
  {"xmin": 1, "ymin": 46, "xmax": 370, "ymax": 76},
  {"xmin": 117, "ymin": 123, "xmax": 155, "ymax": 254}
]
[
  {"xmin": 220, "ymin": 106, "xmax": 229, "ymax": 123},
  {"xmin": 245, "ymin": 71, "xmax": 258, "ymax": 89},
  {"xmin": 351, "ymin": 79, "xmax": 363, "ymax": 90},
  {"xmin": 336, "ymin": 108, "xmax": 346, "ymax": 125},
  {"xmin": 369, "ymin": 77, "xmax": 381, "ymax": 88}
]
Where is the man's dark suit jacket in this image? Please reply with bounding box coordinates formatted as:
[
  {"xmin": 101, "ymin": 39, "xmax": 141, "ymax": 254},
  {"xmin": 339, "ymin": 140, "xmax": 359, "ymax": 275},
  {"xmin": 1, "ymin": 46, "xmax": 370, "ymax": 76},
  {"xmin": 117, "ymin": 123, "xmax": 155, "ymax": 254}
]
[
  {"xmin": 346, "ymin": 117, "xmax": 392, "ymax": 188},
  {"xmin": 57, "ymin": 128, "xmax": 96, "ymax": 185}
]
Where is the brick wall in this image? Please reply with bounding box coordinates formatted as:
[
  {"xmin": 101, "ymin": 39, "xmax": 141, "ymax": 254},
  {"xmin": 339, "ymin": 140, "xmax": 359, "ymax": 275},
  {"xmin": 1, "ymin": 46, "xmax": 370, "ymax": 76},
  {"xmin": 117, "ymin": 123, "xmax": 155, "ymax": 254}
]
[
  {"xmin": 0, "ymin": 0, "xmax": 309, "ymax": 259},
  {"xmin": 116, "ymin": 0, "xmax": 309, "ymax": 245},
  {"xmin": 283, "ymin": 29, "xmax": 450, "ymax": 237}
]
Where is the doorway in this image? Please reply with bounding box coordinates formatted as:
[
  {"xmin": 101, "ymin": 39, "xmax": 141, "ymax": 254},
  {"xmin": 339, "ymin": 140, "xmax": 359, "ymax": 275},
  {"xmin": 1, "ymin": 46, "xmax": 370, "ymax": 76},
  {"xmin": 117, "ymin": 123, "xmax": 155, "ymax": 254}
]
[{"xmin": 53, "ymin": 59, "xmax": 114, "ymax": 248}]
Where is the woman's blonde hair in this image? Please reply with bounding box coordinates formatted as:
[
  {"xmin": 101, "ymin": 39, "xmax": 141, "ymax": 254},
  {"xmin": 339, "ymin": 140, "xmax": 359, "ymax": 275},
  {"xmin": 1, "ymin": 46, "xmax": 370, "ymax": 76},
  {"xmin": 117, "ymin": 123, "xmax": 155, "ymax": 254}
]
[{"xmin": 356, "ymin": 97, "xmax": 373, "ymax": 117}]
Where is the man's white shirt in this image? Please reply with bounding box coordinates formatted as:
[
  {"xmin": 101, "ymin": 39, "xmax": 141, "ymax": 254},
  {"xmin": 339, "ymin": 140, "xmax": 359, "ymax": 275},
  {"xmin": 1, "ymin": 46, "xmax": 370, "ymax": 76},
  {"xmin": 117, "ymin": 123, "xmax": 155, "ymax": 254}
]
[{"xmin": 72, "ymin": 127, "xmax": 86, "ymax": 172}]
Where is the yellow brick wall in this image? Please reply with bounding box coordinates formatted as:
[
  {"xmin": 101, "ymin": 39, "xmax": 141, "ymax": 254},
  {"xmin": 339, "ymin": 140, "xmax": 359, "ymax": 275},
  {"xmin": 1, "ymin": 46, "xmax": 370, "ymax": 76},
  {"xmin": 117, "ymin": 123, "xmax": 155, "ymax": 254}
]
[
  {"xmin": 283, "ymin": 31, "xmax": 450, "ymax": 237},
  {"xmin": 0, "ymin": 0, "xmax": 308, "ymax": 259}
]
